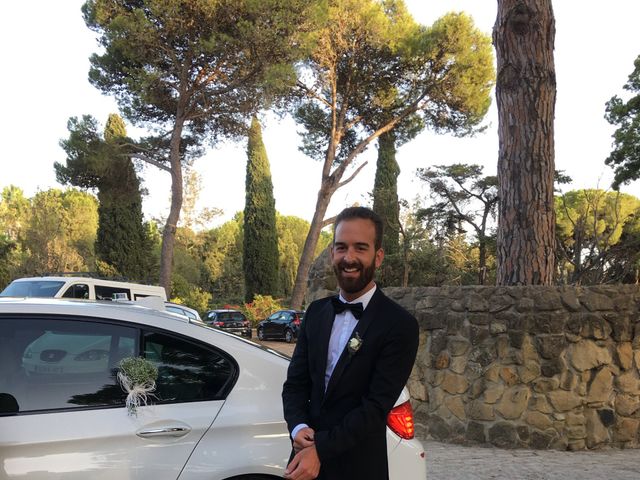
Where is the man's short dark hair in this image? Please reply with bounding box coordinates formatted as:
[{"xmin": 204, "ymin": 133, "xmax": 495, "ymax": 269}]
[{"xmin": 334, "ymin": 206, "xmax": 384, "ymax": 250}]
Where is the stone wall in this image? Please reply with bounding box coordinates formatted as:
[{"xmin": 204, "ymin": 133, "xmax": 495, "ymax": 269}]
[{"xmin": 381, "ymin": 285, "xmax": 640, "ymax": 450}]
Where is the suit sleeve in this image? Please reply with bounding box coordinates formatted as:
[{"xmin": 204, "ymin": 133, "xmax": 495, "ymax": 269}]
[
  {"xmin": 313, "ymin": 311, "xmax": 419, "ymax": 462},
  {"xmin": 281, "ymin": 302, "xmax": 315, "ymax": 435}
]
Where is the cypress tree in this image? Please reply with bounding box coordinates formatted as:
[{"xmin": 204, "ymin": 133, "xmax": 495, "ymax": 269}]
[
  {"xmin": 372, "ymin": 131, "xmax": 401, "ymax": 285},
  {"xmin": 243, "ymin": 117, "xmax": 279, "ymax": 302},
  {"xmin": 56, "ymin": 114, "xmax": 153, "ymax": 281}
]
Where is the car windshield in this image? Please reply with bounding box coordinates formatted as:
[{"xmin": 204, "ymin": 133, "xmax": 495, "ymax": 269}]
[
  {"xmin": 218, "ymin": 312, "xmax": 245, "ymax": 322},
  {"xmin": 0, "ymin": 280, "xmax": 66, "ymax": 297}
]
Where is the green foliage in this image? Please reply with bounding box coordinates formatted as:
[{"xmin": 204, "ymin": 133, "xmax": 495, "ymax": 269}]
[
  {"xmin": 605, "ymin": 54, "xmax": 640, "ymax": 188},
  {"xmin": 555, "ymin": 189, "xmax": 640, "ymax": 284},
  {"xmin": 242, "ymin": 295, "xmax": 283, "ymax": 325},
  {"xmin": 56, "ymin": 114, "xmax": 153, "ymax": 281},
  {"xmin": 22, "ymin": 189, "xmax": 98, "ymax": 274},
  {"xmin": 118, "ymin": 356, "xmax": 158, "ymax": 387},
  {"xmin": 417, "ymin": 164, "xmax": 498, "ymax": 284},
  {"xmin": 243, "ymin": 117, "xmax": 279, "ymax": 301}
]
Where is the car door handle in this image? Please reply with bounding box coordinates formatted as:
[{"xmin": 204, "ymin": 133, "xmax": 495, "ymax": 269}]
[{"xmin": 136, "ymin": 423, "xmax": 192, "ymax": 438}]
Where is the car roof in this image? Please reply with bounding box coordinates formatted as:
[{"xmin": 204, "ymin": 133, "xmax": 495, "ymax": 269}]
[{"xmin": 0, "ymin": 297, "xmax": 290, "ymax": 361}]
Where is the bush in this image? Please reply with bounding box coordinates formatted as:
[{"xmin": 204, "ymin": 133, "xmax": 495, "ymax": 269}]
[{"xmin": 242, "ymin": 294, "xmax": 283, "ymax": 326}]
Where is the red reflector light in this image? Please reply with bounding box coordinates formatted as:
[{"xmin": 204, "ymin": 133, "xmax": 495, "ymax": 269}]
[
  {"xmin": 215, "ymin": 321, "xmax": 224, "ymax": 327},
  {"xmin": 387, "ymin": 401, "xmax": 415, "ymax": 439},
  {"xmin": 293, "ymin": 319, "xmax": 301, "ymax": 326}
]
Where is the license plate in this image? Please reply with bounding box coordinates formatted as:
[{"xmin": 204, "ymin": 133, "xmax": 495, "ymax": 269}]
[{"xmin": 34, "ymin": 364, "xmax": 64, "ymax": 374}]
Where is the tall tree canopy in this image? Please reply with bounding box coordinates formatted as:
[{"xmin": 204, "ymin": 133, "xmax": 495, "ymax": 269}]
[
  {"xmin": 288, "ymin": 0, "xmax": 494, "ymax": 307},
  {"xmin": 417, "ymin": 164, "xmax": 498, "ymax": 284},
  {"xmin": 494, "ymin": 0, "xmax": 557, "ymax": 285},
  {"xmin": 56, "ymin": 114, "xmax": 153, "ymax": 281},
  {"xmin": 83, "ymin": 0, "xmax": 316, "ymax": 295},
  {"xmin": 555, "ymin": 189, "xmax": 640, "ymax": 284},
  {"xmin": 605, "ymin": 54, "xmax": 640, "ymax": 189},
  {"xmin": 243, "ymin": 117, "xmax": 279, "ymax": 301}
]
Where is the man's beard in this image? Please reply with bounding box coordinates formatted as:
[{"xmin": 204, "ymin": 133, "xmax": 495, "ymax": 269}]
[{"xmin": 333, "ymin": 258, "xmax": 376, "ymax": 295}]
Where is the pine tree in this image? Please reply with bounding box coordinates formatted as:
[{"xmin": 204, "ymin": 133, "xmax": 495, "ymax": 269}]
[{"xmin": 243, "ymin": 117, "xmax": 279, "ymax": 302}]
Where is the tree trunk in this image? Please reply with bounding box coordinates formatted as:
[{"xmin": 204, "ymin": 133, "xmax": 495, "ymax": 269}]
[
  {"xmin": 494, "ymin": 0, "xmax": 557, "ymax": 285},
  {"xmin": 289, "ymin": 181, "xmax": 333, "ymax": 310},
  {"xmin": 159, "ymin": 119, "xmax": 185, "ymax": 297},
  {"xmin": 478, "ymin": 237, "xmax": 487, "ymax": 285}
]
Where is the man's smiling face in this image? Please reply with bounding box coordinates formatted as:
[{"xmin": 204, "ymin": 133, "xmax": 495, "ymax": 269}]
[{"xmin": 331, "ymin": 218, "xmax": 384, "ymax": 301}]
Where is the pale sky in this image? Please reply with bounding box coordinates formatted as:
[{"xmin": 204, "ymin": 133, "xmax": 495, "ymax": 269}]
[{"xmin": 1, "ymin": 1, "xmax": 639, "ymax": 227}]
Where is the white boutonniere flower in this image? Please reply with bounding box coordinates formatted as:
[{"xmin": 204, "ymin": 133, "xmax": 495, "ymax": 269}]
[{"xmin": 348, "ymin": 332, "xmax": 363, "ymax": 356}]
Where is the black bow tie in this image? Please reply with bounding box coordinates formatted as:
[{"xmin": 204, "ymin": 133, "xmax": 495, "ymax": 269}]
[{"xmin": 331, "ymin": 297, "xmax": 364, "ymax": 319}]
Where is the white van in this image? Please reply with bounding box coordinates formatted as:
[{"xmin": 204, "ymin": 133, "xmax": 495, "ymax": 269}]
[{"xmin": 0, "ymin": 276, "xmax": 167, "ymax": 301}]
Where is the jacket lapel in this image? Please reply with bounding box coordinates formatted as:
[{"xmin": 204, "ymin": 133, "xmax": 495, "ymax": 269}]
[
  {"xmin": 317, "ymin": 299, "xmax": 336, "ymax": 390},
  {"xmin": 323, "ymin": 289, "xmax": 383, "ymax": 402}
]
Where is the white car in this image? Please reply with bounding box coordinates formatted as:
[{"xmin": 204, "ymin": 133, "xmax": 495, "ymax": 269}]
[{"xmin": 0, "ymin": 298, "xmax": 426, "ymax": 479}]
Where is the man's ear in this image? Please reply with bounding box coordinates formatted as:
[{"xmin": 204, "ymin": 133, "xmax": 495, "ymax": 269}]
[{"xmin": 375, "ymin": 248, "xmax": 384, "ymax": 269}]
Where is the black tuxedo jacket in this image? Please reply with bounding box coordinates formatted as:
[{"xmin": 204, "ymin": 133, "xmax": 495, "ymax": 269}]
[{"xmin": 282, "ymin": 288, "xmax": 419, "ymax": 480}]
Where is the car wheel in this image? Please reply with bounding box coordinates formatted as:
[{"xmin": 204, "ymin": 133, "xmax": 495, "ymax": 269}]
[
  {"xmin": 284, "ymin": 329, "xmax": 293, "ymax": 343},
  {"xmin": 257, "ymin": 327, "xmax": 265, "ymax": 341}
]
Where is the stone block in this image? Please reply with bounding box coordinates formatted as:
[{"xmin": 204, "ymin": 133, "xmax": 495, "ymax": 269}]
[
  {"xmin": 580, "ymin": 313, "xmax": 612, "ymax": 340},
  {"xmin": 525, "ymin": 411, "xmax": 553, "ymax": 430},
  {"xmin": 446, "ymin": 312, "xmax": 466, "ymax": 334},
  {"xmin": 490, "ymin": 321, "xmax": 508, "ymax": 334},
  {"xmin": 559, "ymin": 370, "xmax": 578, "ymax": 391},
  {"xmin": 434, "ymin": 351, "xmax": 450, "ymax": 370},
  {"xmin": 427, "ymin": 387, "xmax": 445, "ymax": 413},
  {"xmin": 517, "ymin": 425, "xmax": 530, "ymax": 442},
  {"xmin": 616, "ymin": 342, "xmax": 633, "ymax": 370},
  {"xmin": 484, "ymin": 383, "xmax": 505, "ymax": 404},
  {"xmin": 580, "ymin": 293, "xmax": 615, "ymax": 312},
  {"xmin": 566, "ymin": 315, "xmax": 583, "ymax": 335},
  {"xmin": 587, "ymin": 368, "xmax": 614, "ymax": 404},
  {"xmin": 568, "ymin": 439, "xmax": 586, "ymax": 451},
  {"xmin": 615, "ymin": 394, "xmax": 640, "ymax": 417},
  {"xmin": 441, "ymin": 372, "xmax": 469, "ymax": 395},
  {"xmin": 568, "ymin": 340, "xmax": 612, "ymax": 371},
  {"xmin": 560, "ymin": 291, "xmax": 581, "ymax": 312},
  {"xmin": 408, "ymin": 379, "xmax": 428, "ymax": 401},
  {"xmin": 530, "ymin": 429, "xmax": 555, "ymax": 449},
  {"xmin": 532, "ymin": 377, "xmax": 560, "ymax": 393},
  {"xmin": 547, "ymin": 390, "xmax": 582, "ymax": 412},
  {"xmin": 536, "ymin": 335, "xmax": 568, "ymax": 359},
  {"xmin": 465, "ymin": 361, "xmax": 484, "ymax": 381},
  {"xmin": 444, "ymin": 395, "xmax": 466, "ymax": 421},
  {"xmin": 426, "ymin": 415, "xmax": 451, "ymax": 441},
  {"xmin": 605, "ymin": 313, "xmax": 632, "ymax": 342},
  {"xmin": 450, "ymin": 300, "xmax": 465, "ymax": 312},
  {"xmin": 529, "ymin": 394, "xmax": 553, "ymax": 414},
  {"xmin": 635, "ymin": 350, "xmax": 640, "ymax": 370},
  {"xmin": 419, "ymin": 311, "xmax": 446, "ymax": 330},
  {"xmin": 500, "ymin": 366, "xmax": 519, "ymax": 386},
  {"xmin": 532, "ymin": 314, "xmax": 567, "ymax": 334},
  {"xmin": 416, "ymin": 296, "xmax": 439, "ymax": 310},
  {"xmin": 516, "ymin": 298, "xmax": 535, "ymax": 313},
  {"xmin": 469, "ymin": 344, "xmax": 496, "ymax": 367},
  {"xmin": 425, "ymin": 369, "xmax": 444, "ymax": 387},
  {"xmin": 484, "ymin": 364, "xmax": 501, "ymax": 383},
  {"xmin": 448, "ymin": 337, "xmax": 470, "ymax": 356},
  {"xmin": 541, "ymin": 358, "xmax": 565, "ymax": 378},
  {"xmin": 614, "ymin": 417, "xmax": 640, "ymax": 442},
  {"xmin": 518, "ymin": 362, "xmax": 541, "ymax": 384},
  {"xmin": 470, "ymin": 378, "xmax": 485, "ymax": 399},
  {"xmin": 566, "ymin": 412, "xmax": 585, "ymax": 426},
  {"xmin": 467, "ymin": 294, "xmax": 489, "ymax": 312},
  {"xmin": 488, "ymin": 422, "xmax": 519, "ymax": 448},
  {"xmin": 532, "ymin": 290, "xmax": 563, "ymax": 311},
  {"xmin": 466, "ymin": 400, "xmax": 495, "ymax": 421},
  {"xmin": 617, "ymin": 371, "xmax": 640, "ymax": 395},
  {"xmin": 469, "ymin": 325, "xmax": 490, "ymax": 346},
  {"xmin": 496, "ymin": 386, "xmax": 530, "ymax": 419},
  {"xmin": 508, "ymin": 329, "xmax": 525, "ymax": 349},
  {"xmin": 449, "ymin": 355, "xmax": 467, "ymax": 374},
  {"xmin": 465, "ymin": 421, "xmax": 486, "ymax": 443}
]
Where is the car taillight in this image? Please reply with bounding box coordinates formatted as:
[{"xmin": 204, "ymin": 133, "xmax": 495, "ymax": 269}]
[
  {"xmin": 387, "ymin": 400, "xmax": 414, "ymax": 439},
  {"xmin": 293, "ymin": 318, "xmax": 301, "ymax": 326},
  {"xmin": 214, "ymin": 321, "xmax": 224, "ymax": 327}
]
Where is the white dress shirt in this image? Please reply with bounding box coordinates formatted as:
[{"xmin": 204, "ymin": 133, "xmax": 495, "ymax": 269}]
[{"xmin": 291, "ymin": 285, "xmax": 377, "ymax": 442}]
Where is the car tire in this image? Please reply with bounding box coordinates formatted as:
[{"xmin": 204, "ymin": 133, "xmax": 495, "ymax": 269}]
[
  {"xmin": 284, "ymin": 329, "xmax": 293, "ymax": 343},
  {"xmin": 257, "ymin": 328, "xmax": 265, "ymax": 341}
]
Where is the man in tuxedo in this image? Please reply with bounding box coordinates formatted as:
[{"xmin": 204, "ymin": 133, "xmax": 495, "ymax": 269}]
[{"xmin": 282, "ymin": 206, "xmax": 419, "ymax": 480}]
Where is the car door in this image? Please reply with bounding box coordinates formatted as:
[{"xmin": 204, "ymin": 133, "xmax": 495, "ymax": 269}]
[
  {"xmin": 0, "ymin": 316, "xmax": 234, "ymax": 480},
  {"xmin": 262, "ymin": 312, "xmax": 279, "ymax": 337},
  {"xmin": 276, "ymin": 312, "xmax": 293, "ymax": 338}
]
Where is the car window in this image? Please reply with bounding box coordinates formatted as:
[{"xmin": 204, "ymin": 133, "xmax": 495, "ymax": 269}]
[
  {"xmin": 268, "ymin": 312, "xmax": 280, "ymax": 321},
  {"xmin": 142, "ymin": 331, "xmax": 236, "ymax": 403},
  {"xmin": 0, "ymin": 280, "xmax": 66, "ymax": 297},
  {"xmin": 95, "ymin": 285, "xmax": 131, "ymax": 301},
  {"xmin": 61, "ymin": 283, "xmax": 89, "ymax": 299},
  {"xmin": 0, "ymin": 317, "xmax": 136, "ymax": 414}
]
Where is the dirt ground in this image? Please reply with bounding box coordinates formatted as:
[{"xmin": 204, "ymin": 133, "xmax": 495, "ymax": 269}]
[{"xmin": 252, "ymin": 332, "xmax": 296, "ymax": 357}]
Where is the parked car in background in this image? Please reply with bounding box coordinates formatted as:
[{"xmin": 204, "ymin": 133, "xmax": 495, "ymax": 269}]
[
  {"xmin": 204, "ymin": 309, "xmax": 252, "ymax": 339},
  {"xmin": 0, "ymin": 298, "xmax": 427, "ymax": 479},
  {"xmin": 257, "ymin": 309, "xmax": 304, "ymax": 343},
  {"xmin": 164, "ymin": 302, "xmax": 203, "ymax": 323}
]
